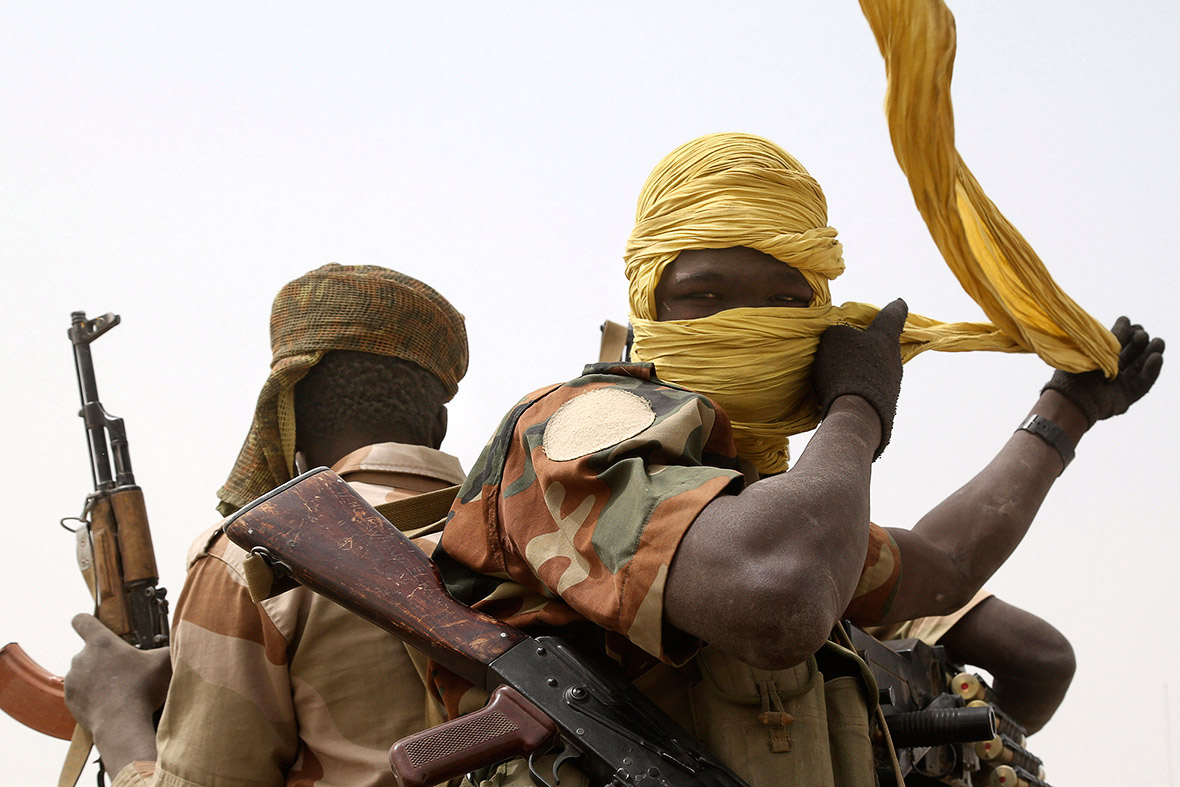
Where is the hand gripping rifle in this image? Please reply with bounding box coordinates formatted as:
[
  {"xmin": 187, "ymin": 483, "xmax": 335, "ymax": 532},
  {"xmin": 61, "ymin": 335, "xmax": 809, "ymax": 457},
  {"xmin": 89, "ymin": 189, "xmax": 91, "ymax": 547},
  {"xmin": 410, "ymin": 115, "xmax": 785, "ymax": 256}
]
[
  {"xmin": 0, "ymin": 312, "xmax": 170, "ymax": 748},
  {"xmin": 224, "ymin": 467, "xmax": 753, "ymax": 787}
]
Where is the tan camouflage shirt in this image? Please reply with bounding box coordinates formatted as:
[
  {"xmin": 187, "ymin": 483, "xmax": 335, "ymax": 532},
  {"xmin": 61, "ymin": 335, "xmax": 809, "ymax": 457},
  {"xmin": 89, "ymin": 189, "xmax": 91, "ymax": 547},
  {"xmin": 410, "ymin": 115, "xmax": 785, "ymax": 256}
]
[
  {"xmin": 865, "ymin": 587, "xmax": 994, "ymax": 645},
  {"xmin": 433, "ymin": 362, "xmax": 901, "ymax": 718},
  {"xmin": 114, "ymin": 442, "xmax": 464, "ymax": 787}
]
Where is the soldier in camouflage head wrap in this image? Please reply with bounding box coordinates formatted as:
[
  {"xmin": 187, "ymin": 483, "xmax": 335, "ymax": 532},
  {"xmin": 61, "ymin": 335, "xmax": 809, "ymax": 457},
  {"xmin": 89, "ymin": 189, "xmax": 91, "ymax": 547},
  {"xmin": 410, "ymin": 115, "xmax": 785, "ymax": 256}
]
[
  {"xmin": 66, "ymin": 263, "xmax": 471, "ymax": 787},
  {"xmin": 217, "ymin": 263, "xmax": 468, "ymax": 515}
]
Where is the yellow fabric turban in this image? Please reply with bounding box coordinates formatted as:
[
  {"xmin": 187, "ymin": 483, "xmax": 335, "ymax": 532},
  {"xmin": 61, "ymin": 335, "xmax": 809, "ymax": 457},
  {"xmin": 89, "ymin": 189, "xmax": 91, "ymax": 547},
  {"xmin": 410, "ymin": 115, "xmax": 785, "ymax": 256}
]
[
  {"xmin": 626, "ymin": 0, "xmax": 1120, "ymax": 476},
  {"xmin": 216, "ymin": 264, "xmax": 468, "ymax": 515},
  {"xmin": 626, "ymin": 134, "xmax": 1024, "ymax": 472},
  {"xmin": 858, "ymin": 0, "xmax": 1118, "ymax": 375}
]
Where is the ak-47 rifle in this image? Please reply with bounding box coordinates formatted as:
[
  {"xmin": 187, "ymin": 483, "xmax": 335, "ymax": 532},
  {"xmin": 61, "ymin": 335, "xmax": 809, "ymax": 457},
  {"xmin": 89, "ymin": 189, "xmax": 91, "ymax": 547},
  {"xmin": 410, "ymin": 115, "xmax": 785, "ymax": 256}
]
[
  {"xmin": 224, "ymin": 467, "xmax": 753, "ymax": 787},
  {"xmin": 847, "ymin": 627, "xmax": 1053, "ymax": 787},
  {"xmin": 0, "ymin": 312, "xmax": 170, "ymax": 741}
]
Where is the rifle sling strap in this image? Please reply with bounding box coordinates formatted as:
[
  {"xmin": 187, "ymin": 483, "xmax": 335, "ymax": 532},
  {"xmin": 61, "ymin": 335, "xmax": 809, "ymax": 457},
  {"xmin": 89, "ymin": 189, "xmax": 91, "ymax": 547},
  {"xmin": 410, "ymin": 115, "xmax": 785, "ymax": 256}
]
[
  {"xmin": 374, "ymin": 485, "xmax": 461, "ymax": 538},
  {"xmin": 56, "ymin": 723, "xmax": 92, "ymax": 787},
  {"xmin": 599, "ymin": 319, "xmax": 630, "ymax": 363},
  {"xmin": 241, "ymin": 550, "xmax": 281, "ymax": 604},
  {"xmin": 830, "ymin": 623, "xmax": 904, "ymax": 785},
  {"xmin": 238, "ymin": 484, "xmax": 462, "ymax": 604}
]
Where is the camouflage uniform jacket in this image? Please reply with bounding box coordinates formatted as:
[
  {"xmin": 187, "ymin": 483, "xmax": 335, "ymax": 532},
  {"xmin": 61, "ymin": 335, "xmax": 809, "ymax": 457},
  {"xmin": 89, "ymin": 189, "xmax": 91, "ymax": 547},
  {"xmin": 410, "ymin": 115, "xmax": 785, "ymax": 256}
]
[
  {"xmin": 113, "ymin": 442, "xmax": 464, "ymax": 787},
  {"xmin": 433, "ymin": 362, "xmax": 901, "ymax": 720}
]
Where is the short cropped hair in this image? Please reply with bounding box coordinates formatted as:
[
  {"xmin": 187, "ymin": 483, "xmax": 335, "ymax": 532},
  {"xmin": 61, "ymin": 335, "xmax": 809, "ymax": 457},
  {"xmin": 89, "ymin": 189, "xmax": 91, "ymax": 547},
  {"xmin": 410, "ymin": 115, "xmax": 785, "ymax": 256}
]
[{"xmin": 294, "ymin": 350, "xmax": 448, "ymax": 449}]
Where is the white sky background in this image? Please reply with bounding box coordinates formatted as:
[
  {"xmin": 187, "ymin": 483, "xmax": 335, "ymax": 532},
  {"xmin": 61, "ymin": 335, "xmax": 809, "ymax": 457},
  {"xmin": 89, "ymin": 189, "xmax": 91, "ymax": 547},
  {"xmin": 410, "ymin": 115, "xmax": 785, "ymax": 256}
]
[{"xmin": 2, "ymin": 2, "xmax": 1177, "ymax": 783}]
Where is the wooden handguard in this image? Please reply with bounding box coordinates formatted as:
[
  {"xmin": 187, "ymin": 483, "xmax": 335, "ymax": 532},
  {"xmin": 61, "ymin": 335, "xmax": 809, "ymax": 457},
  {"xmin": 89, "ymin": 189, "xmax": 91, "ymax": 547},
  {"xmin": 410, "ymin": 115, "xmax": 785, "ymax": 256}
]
[
  {"xmin": 89, "ymin": 486, "xmax": 167, "ymax": 647},
  {"xmin": 389, "ymin": 686, "xmax": 557, "ymax": 787},
  {"xmin": 110, "ymin": 486, "xmax": 160, "ymax": 586},
  {"xmin": 89, "ymin": 494, "xmax": 131, "ymax": 636},
  {"xmin": 0, "ymin": 643, "xmax": 75, "ymax": 740},
  {"xmin": 223, "ymin": 468, "xmax": 526, "ymax": 687}
]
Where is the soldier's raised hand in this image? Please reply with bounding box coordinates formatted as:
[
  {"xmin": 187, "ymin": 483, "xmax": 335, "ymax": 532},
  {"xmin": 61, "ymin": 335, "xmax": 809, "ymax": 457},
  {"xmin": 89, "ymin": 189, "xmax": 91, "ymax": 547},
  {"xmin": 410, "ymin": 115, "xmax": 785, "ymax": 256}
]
[
  {"xmin": 813, "ymin": 298, "xmax": 908, "ymax": 458},
  {"xmin": 1042, "ymin": 317, "xmax": 1165, "ymax": 427}
]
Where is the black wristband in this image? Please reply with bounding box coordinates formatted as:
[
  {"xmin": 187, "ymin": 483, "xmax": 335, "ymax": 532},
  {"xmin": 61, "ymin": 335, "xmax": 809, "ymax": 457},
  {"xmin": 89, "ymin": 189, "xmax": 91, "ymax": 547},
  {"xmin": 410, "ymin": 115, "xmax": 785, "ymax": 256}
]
[{"xmin": 1016, "ymin": 414, "xmax": 1075, "ymax": 473}]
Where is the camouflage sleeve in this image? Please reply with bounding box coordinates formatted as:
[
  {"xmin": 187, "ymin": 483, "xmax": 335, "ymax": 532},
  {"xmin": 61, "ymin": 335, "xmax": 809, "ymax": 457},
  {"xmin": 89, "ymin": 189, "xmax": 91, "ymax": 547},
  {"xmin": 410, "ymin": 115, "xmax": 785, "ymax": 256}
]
[
  {"xmin": 842, "ymin": 524, "xmax": 902, "ymax": 625},
  {"xmin": 439, "ymin": 369, "xmax": 745, "ymax": 666},
  {"xmin": 153, "ymin": 544, "xmax": 297, "ymax": 787}
]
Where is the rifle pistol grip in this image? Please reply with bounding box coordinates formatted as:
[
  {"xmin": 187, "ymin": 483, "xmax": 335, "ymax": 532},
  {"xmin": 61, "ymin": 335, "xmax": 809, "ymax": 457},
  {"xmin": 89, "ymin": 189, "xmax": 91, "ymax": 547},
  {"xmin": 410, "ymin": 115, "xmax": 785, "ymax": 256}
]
[{"xmin": 389, "ymin": 685, "xmax": 557, "ymax": 787}]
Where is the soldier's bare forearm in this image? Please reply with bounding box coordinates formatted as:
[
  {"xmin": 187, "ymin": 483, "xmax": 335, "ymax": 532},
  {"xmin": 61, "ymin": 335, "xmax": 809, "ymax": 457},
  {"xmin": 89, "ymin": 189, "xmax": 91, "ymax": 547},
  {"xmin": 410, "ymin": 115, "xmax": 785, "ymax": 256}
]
[{"xmin": 887, "ymin": 391, "xmax": 1089, "ymax": 621}]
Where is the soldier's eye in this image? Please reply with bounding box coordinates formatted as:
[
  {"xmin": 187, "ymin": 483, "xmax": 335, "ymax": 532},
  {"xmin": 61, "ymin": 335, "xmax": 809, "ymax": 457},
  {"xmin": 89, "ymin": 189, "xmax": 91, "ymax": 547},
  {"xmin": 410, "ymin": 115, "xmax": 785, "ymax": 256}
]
[{"xmin": 770, "ymin": 294, "xmax": 808, "ymax": 305}]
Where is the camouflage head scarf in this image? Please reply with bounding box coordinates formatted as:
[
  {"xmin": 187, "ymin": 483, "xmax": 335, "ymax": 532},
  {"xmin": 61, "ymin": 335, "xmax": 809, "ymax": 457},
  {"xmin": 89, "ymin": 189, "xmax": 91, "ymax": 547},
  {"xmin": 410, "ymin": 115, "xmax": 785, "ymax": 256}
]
[{"xmin": 216, "ymin": 264, "xmax": 468, "ymax": 515}]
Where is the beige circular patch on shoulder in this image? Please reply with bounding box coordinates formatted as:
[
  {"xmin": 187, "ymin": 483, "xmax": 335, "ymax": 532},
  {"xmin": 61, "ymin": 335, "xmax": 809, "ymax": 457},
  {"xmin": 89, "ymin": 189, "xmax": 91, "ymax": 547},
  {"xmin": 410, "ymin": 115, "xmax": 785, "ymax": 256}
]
[{"xmin": 543, "ymin": 388, "xmax": 656, "ymax": 462}]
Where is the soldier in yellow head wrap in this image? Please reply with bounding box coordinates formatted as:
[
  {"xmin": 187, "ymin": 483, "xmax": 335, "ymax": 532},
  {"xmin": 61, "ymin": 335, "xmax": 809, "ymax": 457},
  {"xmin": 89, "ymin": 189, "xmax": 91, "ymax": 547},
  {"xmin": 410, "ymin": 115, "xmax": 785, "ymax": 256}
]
[
  {"xmin": 435, "ymin": 124, "xmax": 1162, "ymax": 783},
  {"xmin": 622, "ymin": 130, "xmax": 1167, "ymax": 736},
  {"xmin": 625, "ymin": 132, "xmax": 1071, "ymax": 474}
]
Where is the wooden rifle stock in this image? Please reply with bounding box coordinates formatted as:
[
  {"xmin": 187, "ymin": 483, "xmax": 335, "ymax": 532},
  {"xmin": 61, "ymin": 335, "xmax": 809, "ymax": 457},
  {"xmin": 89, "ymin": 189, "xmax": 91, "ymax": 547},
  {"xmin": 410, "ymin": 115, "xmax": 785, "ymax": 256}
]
[{"xmin": 224, "ymin": 468, "xmax": 525, "ymax": 687}]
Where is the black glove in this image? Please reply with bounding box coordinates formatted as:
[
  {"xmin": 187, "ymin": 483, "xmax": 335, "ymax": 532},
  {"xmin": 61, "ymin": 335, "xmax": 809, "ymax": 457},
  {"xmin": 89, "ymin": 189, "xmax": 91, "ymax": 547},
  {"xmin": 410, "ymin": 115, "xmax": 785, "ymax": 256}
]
[
  {"xmin": 813, "ymin": 298, "xmax": 907, "ymax": 459},
  {"xmin": 1042, "ymin": 316, "xmax": 1165, "ymax": 428}
]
